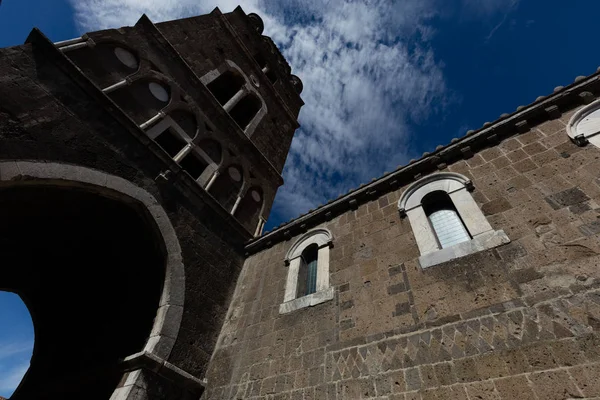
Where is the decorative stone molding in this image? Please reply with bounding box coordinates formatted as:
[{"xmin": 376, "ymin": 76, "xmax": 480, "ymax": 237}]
[
  {"xmin": 290, "ymin": 75, "xmax": 303, "ymax": 94},
  {"xmin": 247, "ymin": 13, "xmax": 264, "ymax": 35},
  {"xmin": 567, "ymin": 98, "xmax": 600, "ymax": 149},
  {"xmin": 398, "ymin": 172, "xmax": 509, "ymax": 269},
  {"xmin": 200, "ymin": 60, "xmax": 268, "ymax": 138},
  {"xmin": 281, "ymin": 229, "xmax": 334, "ymax": 314}
]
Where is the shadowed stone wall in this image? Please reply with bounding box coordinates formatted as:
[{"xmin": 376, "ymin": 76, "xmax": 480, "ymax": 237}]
[{"xmin": 204, "ymin": 103, "xmax": 600, "ymax": 399}]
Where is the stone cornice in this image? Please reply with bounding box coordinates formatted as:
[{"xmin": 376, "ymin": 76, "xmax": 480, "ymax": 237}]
[{"xmin": 245, "ymin": 69, "xmax": 600, "ymax": 254}]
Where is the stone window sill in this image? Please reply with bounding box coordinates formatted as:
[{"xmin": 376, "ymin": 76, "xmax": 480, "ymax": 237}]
[
  {"xmin": 418, "ymin": 230, "xmax": 510, "ymax": 269},
  {"xmin": 279, "ymin": 287, "xmax": 334, "ymax": 314}
]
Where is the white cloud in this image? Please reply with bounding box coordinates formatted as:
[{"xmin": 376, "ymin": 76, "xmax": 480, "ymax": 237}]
[
  {"xmin": 462, "ymin": 0, "xmax": 519, "ymax": 17},
  {"xmin": 0, "ymin": 341, "xmax": 32, "ymax": 397},
  {"xmin": 0, "ymin": 361, "xmax": 29, "ymax": 395},
  {"xmin": 0, "ymin": 341, "xmax": 33, "ymax": 361},
  {"xmin": 68, "ymin": 0, "xmax": 518, "ymax": 226}
]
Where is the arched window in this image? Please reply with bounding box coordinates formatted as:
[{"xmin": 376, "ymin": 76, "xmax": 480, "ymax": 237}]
[
  {"xmin": 296, "ymin": 244, "xmax": 318, "ymax": 297},
  {"xmin": 144, "ymin": 111, "xmax": 222, "ymax": 186},
  {"xmin": 234, "ymin": 186, "xmax": 263, "ymax": 233},
  {"xmin": 65, "ymin": 43, "xmax": 139, "ymax": 89},
  {"xmin": 209, "ymin": 165, "xmax": 244, "ymax": 212},
  {"xmin": 108, "ymin": 79, "xmax": 170, "ymax": 125},
  {"xmin": 422, "ymin": 191, "xmax": 471, "ymax": 249},
  {"xmin": 230, "ymin": 93, "xmax": 262, "ymax": 130},
  {"xmin": 206, "ymin": 70, "xmax": 245, "ymax": 106},
  {"xmin": 280, "ymin": 229, "xmax": 334, "ymax": 314},
  {"xmin": 254, "ymin": 53, "xmax": 278, "ymax": 84},
  {"xmin": 201, "ymin": 61, "xmax": 267, "ymax": 136},
  {"xmin": 398, "ymin": 173, "xmax": 509, "ymax": 269},
  {"xmin": 567, "ymin": 99, "xmax": 600, "ymax": 147}
]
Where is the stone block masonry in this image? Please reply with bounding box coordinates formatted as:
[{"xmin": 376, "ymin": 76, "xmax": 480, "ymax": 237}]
[{"xmin": 204, "ymin": 96, "xmax": 600, "ymax": 399}]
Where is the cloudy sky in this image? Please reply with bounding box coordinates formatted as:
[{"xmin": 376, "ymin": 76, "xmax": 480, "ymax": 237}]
[{"xmin": 2, "ymin": 0, "xmax": 600, "ymax": 396}]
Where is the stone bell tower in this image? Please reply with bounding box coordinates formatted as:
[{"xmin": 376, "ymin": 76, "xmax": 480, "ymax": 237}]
[
  {"xmin": 0, "ymin": 6, "xmax": 302, "ymax": 400},
  {"xmin": 55, "ymin": 6, "xmax": 303, "ymax": 237}
]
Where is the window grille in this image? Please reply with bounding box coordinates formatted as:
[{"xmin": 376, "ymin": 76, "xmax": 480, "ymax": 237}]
[
  {"xmin": 296, "ymin": 245, "xmax": 318, "ymax": 297},
  {"xmin": 422, "ymin": 191, "xmax": 471, "ymax": 249}
]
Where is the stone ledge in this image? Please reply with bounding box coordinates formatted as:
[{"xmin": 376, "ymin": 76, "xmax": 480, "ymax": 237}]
[
  {"xmin": 120, "ymin": 351, "xmax": 205, "ymax": 394},
  {"xmin": 279, "ymin": 287, "xmax": 334, "ymax": 314},
  {"xmin": 418, "ymin": 230, "xmax": 510, "ymax": 269}
]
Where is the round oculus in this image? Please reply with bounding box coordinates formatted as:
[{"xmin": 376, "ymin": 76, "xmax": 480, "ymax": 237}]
[
  {"xmin": 228, "ymin": 167, "xmax": 242, "ymax": 182},
  {"xmin": 250, "ymin": 74, "xmax": 260, "ymax": 88},
  {"xmin": 148, "ymin": 82, "xmax": 170, "ymax": 102},
  {"xmin": 251, "ymin": 190, "xmax": 261, "ymax": 202},
  {"xmin": 114, "ymin": 47, "xmax": 138, "ymax": 69}
]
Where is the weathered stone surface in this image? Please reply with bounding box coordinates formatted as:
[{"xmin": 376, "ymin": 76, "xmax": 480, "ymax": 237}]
[{"xmin": 197, "ymin": 46, "xmax": 600, "ymax": 400}]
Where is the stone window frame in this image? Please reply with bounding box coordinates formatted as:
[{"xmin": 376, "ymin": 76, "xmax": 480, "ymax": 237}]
[
  {"xmin": 398, "ymin": 172, "xmax": 510, "ymax": 269},
  {"xmin": 280, "ymin": 228, "xmax": 334, "ymax": 314},
  {"xmin": 566, "ymin": 98, "xmax": 600, "ymax": 147},
  {"xmin": 146, "ymin": 114, "xmax": 220, "ymax": 187},
  {"xmin": 200, "ymin": 60, "xmax": 267, "ymax": 137}
]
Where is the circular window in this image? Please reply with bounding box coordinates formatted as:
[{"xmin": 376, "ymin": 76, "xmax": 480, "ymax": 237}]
[
  {"xmin": 251, "ymin": 190, "xmax": 261, "ymax": 202},
  {"xmin": 250, "ymin": 74, "xmax": 260, "ymax": 88},
  {"xmin": 148, "ymin": 82, "xmax": 170, "ymax": 102},
  {"xmin": 114, "ymin": 47, "xmax": 138, "ymax": 69},
  {"xmin": 228, "ymin": 167, "xmax": 242, "ymax": 182}
]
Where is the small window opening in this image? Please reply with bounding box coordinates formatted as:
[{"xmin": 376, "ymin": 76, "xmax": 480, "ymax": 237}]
[
  {"xmin": 254, "ymin": 53, "xmax": 277, "ymax": 84},
  {"xmin": 114, "ymin": 47, "xmax": 139, "ymax": 69},
  {"xmin": 148, "ymin": 82, "xmax": 170, "ymax": 102},
  {"xmin": 206, "ymin": 70, "xmax": 245, "ymax": 105},
  {"xmin": 422, "ymin": 191, "xmax": 471, "ymax": 249},
  {"xmin": 234, "ymin": 187, "xmax": 263, "ymax": 232},
  {"xmin": 296, "ymin": 244, "xmax": 318, "ymax": 298},
  {"xmin": 209, "ymin": 165, "xmax": 243, "ymax": 210},
  {"xmin": 155, "ymin": 129, "xmax": 185, "ymax": 158},
  {"xmin": 179, "ymin": 152, "xmax": 209, "ymax": 180},
  {"xmin": 109, "ymin": 79, "xmax": 168, "ymax": 124},
  {"xmin": 230, "ymin": 94, "xmax": 261, "ymax": 130},
  {"xmin": 265, "ymin": 68, "xmax": 277, "ymax": 84}
]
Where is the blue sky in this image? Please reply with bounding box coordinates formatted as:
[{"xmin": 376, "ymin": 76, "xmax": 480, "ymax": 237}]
[{"xmin": 1, "ymin": 0, "xmax": 600, "ymax": 396}]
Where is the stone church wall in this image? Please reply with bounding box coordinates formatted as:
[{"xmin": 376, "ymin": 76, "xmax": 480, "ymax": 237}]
[{"xmin": 205, "ymin": 102, "xmax": 600, "ymax": 399}]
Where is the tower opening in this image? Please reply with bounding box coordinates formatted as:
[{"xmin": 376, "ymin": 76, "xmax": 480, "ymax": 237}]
[
  {"xmin": 209, "ymin": 165, "xmax": 243, "ymax": 211},
  {"xmin": 230, "ymin": 94, "xmax": 261, "ymax": 130},
  {"xmin": 206, "ymin": 70, "xmax": 245, "ymax": 106},
  {"xmin": 234, "ymin": 186, "xmax": 263, "ymax": 232}
]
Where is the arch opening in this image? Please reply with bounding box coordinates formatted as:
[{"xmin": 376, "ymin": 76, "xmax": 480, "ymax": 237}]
[
  {"xmin": 230, "ymin": 94, "xmax": 261, "ymax": 130},
  {"xmin": 209, "ymin": 165, "xmax": 244, "ymax": 211},
  {"xmin": 234, "ymin": 186, "xmax": 263, "ymax": 232},
  {"xmin": 66, "ymin": 43, "xmax": 139, "ymax": 89},
  {"xmin": 0, "ymin": 185, "xmax": 166, "ymax": 400},
  {"xmin": 206, "ymin": 70, "xmax": 245, "ymax": 105},
  {"xmin": 109, "ymin": 79, "xmax": 170, "ymax": 124}
]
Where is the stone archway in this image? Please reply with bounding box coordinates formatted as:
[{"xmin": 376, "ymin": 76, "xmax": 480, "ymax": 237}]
[{"xmin": 0, "ymin": 161, "xmax": 185, "ymax": 400}]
